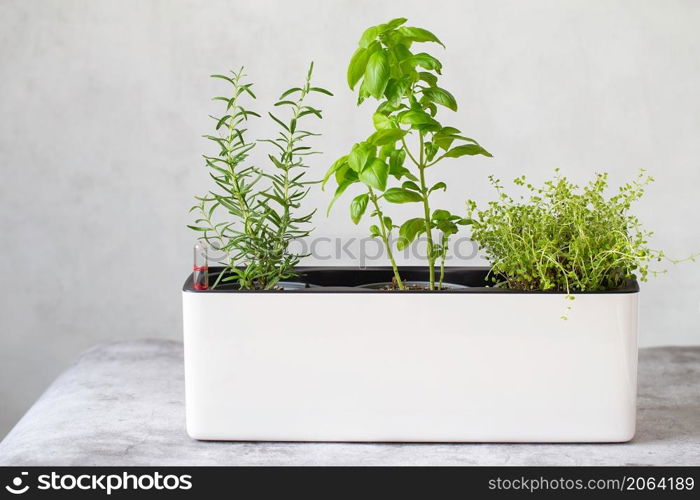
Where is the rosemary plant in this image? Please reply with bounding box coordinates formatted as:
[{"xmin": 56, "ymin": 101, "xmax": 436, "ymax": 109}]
[
  {"xmin": 324, "ymin": 18, "xmax": 492, "ymax": 289},
  {"xmin": 189, "ymin": 64, "xmax": 331, "ymax": 289}
]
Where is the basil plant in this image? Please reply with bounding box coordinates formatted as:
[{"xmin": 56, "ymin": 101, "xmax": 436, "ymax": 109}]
[{"xmin": 324, "ymin": 18, "xmax": 492, "ymax": 289}]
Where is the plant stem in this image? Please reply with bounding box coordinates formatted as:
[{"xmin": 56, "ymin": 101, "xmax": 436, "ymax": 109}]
[
  {"xmin": 220, "ymin": 70, "xmax": 260, "ymax": 288},
  {"xmin": 439, "ymin": 259, "xmax": 445, "ymax": 289},
  {"xmin": 369, "ymin": 189, "xmax": 404, "ymax": 289},
  {"xmin": 417, "ymin": 133, "xmax": 436, "ymax": 289},
  {"xmin": 400, "ymin": 136, "xmax": 421, "ymax": 168},
  {"xmin": 439, "ymin": 235, "xmax": 447, "ymax": 289},
  {"xmin": 270, "ymin": 86, "xmax": 305, "ymax": 283}
]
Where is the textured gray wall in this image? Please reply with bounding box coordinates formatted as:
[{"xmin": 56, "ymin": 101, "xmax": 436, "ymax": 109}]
[{"xmin": 1, "ymin": 0, "xmax": 699, "ymax": 437}]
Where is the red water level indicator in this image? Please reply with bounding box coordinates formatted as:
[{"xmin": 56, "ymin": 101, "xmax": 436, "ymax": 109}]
[{"xmin": 193, "ymin": 242, "xmax": 209, "ymax": 290}]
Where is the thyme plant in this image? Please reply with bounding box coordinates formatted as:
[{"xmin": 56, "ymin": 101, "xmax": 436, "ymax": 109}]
[
  {"xmin": 189, "ymin": 65, "xmax": 331, "ymax": 289},
  {"xmin": 324, "ymin": 18, "xmax": 492, "ymax": 289},
  {"xmin": 467, "ymin": 170, "xmax": 683, "ymax": 293}
]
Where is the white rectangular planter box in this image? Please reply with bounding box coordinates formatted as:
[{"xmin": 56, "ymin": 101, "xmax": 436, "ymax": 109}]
[{"xmin": 183, "ymin": 267, "xmax": 638, "ymax": 442}]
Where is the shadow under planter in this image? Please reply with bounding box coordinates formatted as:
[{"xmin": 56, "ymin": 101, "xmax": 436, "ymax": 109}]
[{"xmin": 182, "ymin": 266, "xmax": 639, "ymax": 443}]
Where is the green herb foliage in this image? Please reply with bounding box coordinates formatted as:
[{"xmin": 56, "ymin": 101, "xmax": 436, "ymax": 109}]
[
  {"xmin": 324, "ymin": 17, "xmax": 492, "ymax": 290},
  {"xmin": 189, "ymin": 65, "xmax": 331, "ymax": 289},
  {"xmin": 468, "ymin": 170, "xmax": 674, "ymax": 293}
]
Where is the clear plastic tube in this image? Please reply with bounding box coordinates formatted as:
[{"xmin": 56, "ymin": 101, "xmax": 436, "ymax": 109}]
[{"xmin": 193, "ymin": 241, "xmax": 209, "ymax": 290}]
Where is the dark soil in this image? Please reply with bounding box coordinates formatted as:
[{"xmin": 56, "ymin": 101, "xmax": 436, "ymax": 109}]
[{"xmin": 380, "ymin": 278, "xmax": 451, "ymax": 291}]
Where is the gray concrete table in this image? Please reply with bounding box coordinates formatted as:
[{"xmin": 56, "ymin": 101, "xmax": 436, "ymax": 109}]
[{"xmin": 0, "ymin": 340, "xmax": 698, "ymax": 466}]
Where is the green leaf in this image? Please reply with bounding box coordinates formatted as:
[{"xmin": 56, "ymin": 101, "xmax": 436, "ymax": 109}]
[
  {"xmin": 434, "ymin": 133, "xmax": 455, "ymax": 151},
  {"xmin": 418, "ymin": 72, "xmax": 438, "ymax": 87},
  {"xmin": 323, "ymin": 155, "xmax": 348, "ymax": 189},
  {"xmin": 445, "ymin": 144, "xmax": 493, "ymax": 158},
  {"xmin": 336, "ymin": 163, "xmax": 358, "ymax": 184},
  {"xmin": 384, "ymin": 78, "xmax": 410, "ymax": 106},
  {"xmin": 210, "ymin": 74, "xmax": 236, "ymax": 85},
  {"xmin": 423, "ymin": 87, "xmax": 458, "ymax": 111},
  {"xmin": 187, "ymin": 225, "xmax": 210, "ymax": 232},
  {"xmin": 350, "ymin": 193, "xmax": 369, "ymax": 224},
  {"xmin": 212, "ymin": 96, "xmax": 235, "ymax": 110},
  {"xmin": 378, "ymin": 142, "xmax": 395, "ymax": 160},
  {"xmin": 327, "ymin": 179, "xmax": 354, "ymax": 215},
  {"xmin": 268, "ymin": 154, "xmax": 285, "ymax": 170},
  {"xmin": 391, "ymin": 44, "xmax": 413, "ymax": 63},
  {"xmin": 242, "ymin": 85, "xmax": 256, "ymax": 99},
  {"xmin": 425, "ymin": 141, "xmax": 439, "ymax": 161},
  {"xmin": 347, "ymin": 48, "xmax": 370, "ymax": 89},
  {"xmin": 364, "ymin": 50, "xmax": 390, "ymax": 99},
  {"xmin": 429, "ymin": 181, "xmax": 447, "ymax": 193},
  {"xmin": 383, "ymin": 18, "xmax": 408, "ymax": 31},
  {"xmin": 383, "ymin": 187, "xmax": 423, "ymax": 203},
  {"xmin": 299, "ymin": 106, "xmax": 322, "ymax": 119},
  {"xmin": 397, "ymin": 27, "xmax": 446, "ymax": 48},
  {"xmin": 406, "ymin": 53, "xmax": 443, "ymax": 73},
  {"xmin": 348, "ymin": 142, "xmax": 374, "ymax": 172},
  {"xmin": 433, "ymin": 127, "xmax": 475, "ymax": 150},
  {"xmin": 373, "ymin": 112, "xmax": 392, "ymax": 130},
  {"xmin": 390, "ymin": 165, "xmax": 417, "ymax": 181},
  {"xmin": 310, "ymin": 86, "xmax": 334, "ymax": 96},
  {"xmin": 398, "ymin": 218, "xmax": 426, "ymax": 250},
  {"xmin": 268, "ymin": 112, "xmax": 290, "ymax": 131},
  {"xmin": 367, "ymin": 128, "xmax": 407, "ymax": 146},
  {"xmin": 359, "ymin": 26, "xmax": 379, "ymax": 48},
  {"xmin": 432, "ymin": 209, "xmax": 451, "ymax": 221},
  {"xmin": 385, "ymin": 29, "xmax": 411, "ymax": 47},
  {"xmin": 369, "ymin": 224, "xmax": 381, "ymax": 237},
  {"xmin": 402, "ymin": 180, "xmax": 421, "ymax": 191},
  {"xmin": 359, "ymin": 158, "xmax": 389, "ymax": 191},
  {"xmin": 441, "ymin": 126, "xmax": 461, "ymax": 135},
  {"xmin": 388, "ymin": 150, "xmax": 417, "ymax": 181},
  {"xmin": 398, "ymin": 110, "xmax": 439, "ymax": 127},
  {"xmin": 389, "ymin": 149, "xmax": 406, "ymax": 168},
  {"xmin": 357, "ymin": 78, "xmax": 371, "ymax": 105},
  {"xmin": 215, "ymin": 115, "xmax": 231, "ymax": 130},
  {"xmin": 280, "ymin": 87, "xmax": 303, "ymax": 99},
  {"xmin": 436, "ymin": 220, "xmax": 459, "ymax": 236}
]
